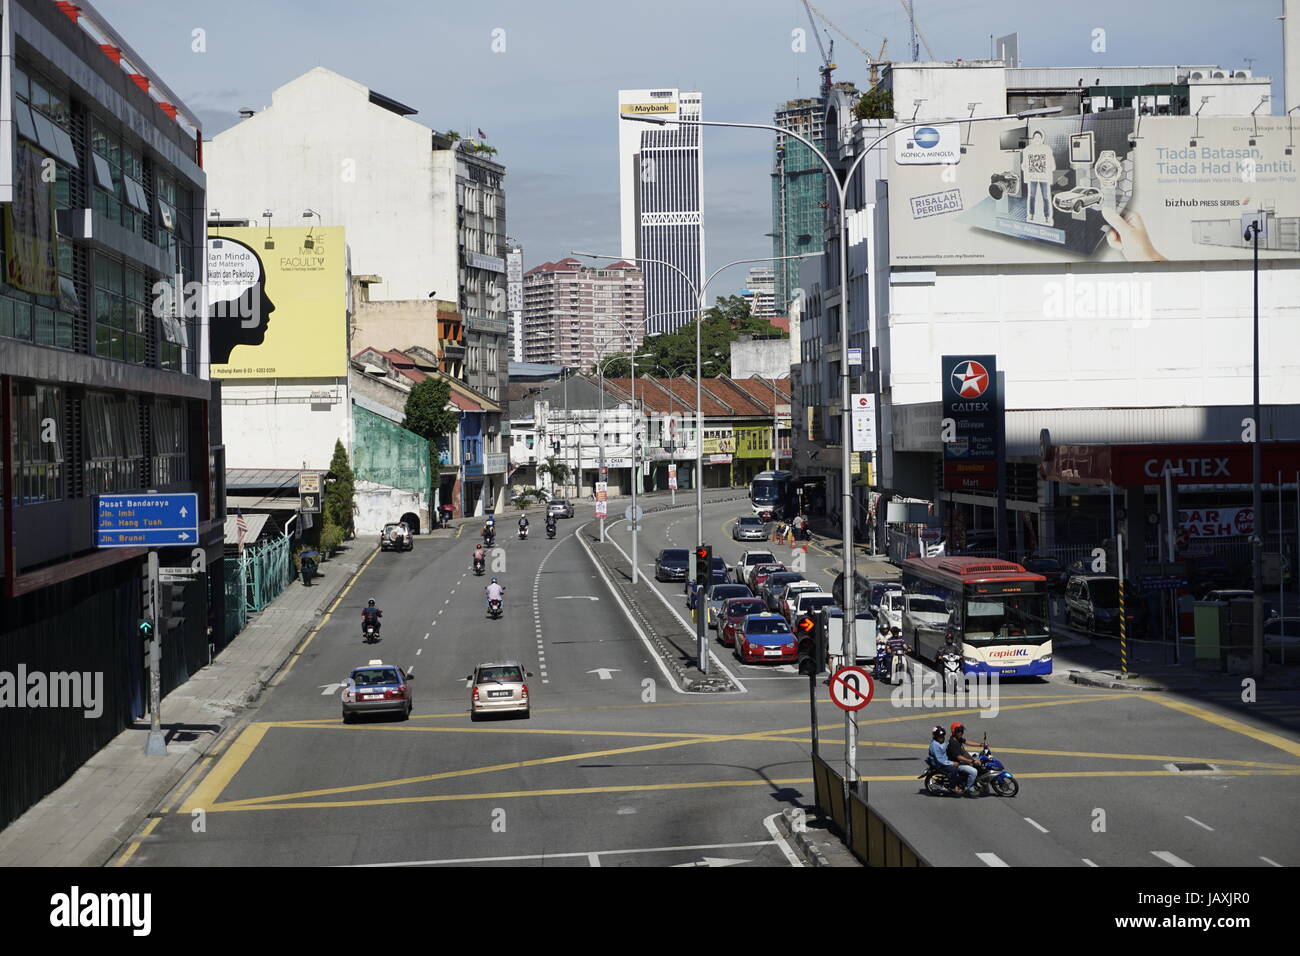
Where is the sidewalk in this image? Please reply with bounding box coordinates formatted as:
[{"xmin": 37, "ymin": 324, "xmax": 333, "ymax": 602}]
[
  {"xmin": 0, "ymin": 537, "xmax": 377, "ymax": 867},
  {"xmin": 804, "ymin": 517, "xmax": 900, "ymax": 579},
  {"xmin": 1062, "ymin": 634, "xmax": 1300, "ymax": 691}
]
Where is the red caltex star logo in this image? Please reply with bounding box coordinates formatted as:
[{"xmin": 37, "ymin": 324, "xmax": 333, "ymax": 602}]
[{"xmin": 952, "ymin": 360, "xmax": 989, "ymax": 399}]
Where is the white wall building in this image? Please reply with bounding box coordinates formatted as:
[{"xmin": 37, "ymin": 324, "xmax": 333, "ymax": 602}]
[
  {"xmin": 205, "ymin": 68, "xmax": 458, "ymax": 304},
  {"xmin": 618, "ymin": 87, "xmax": 704, "ymax": 335},
  {"xmin": 222, "ymin": 380, "xmax": 352, "ymax": 473}
]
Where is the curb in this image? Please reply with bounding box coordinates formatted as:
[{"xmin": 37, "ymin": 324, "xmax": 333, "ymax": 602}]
[
  {"xmin": 776, "ymin": 808, "xmax": 831, "ymax": 867},
  {"xmin": 1069, "ymin": 671, "xmax": 1169, "ymax": 691}
]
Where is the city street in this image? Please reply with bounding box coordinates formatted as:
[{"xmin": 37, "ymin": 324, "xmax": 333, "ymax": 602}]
[{"xmin": 118, "ymin": 495, "xmax": 1300, "ymax": 868}]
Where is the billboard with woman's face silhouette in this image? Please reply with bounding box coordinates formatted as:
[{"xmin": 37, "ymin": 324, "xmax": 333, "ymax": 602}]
[{"xmin": 207, "ymin": 226, "xmax": 346, "ymax": 377}]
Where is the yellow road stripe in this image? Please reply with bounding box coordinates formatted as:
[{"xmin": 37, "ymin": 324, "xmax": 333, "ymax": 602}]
[
  {"xmin": 216, "ymin": 723, "xmax": 813, "ymax": 808},
  {"xmin": 113, "ymin": 816, "xmax": 160, "ymax": 866},
  {"xmin": 200, "ymin": 767, "xmax": 1300, "ymax": 814},
  {"xmin": 765, "ymin": 736, "xmax": 1299, "ymax": 769},
  {"xmin": 180, "ymin": 723, "xmax": 272, "ymax": 812},
  {"xmin": 1147, "ymin": 695, "xmax": 1300, "ymax": 760}
]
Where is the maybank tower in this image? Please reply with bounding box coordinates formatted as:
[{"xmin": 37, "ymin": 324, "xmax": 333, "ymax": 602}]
[{"xmin": 617, "ymin": 89, "xmax": 705, "ymax": 336}]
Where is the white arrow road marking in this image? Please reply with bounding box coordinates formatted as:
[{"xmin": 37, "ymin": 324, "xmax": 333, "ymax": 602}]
[
  {"xmin": 1152, "ymin": 851, "xmax": 1194, "ymax": 867},
  {"xmin": 976, "ymin": 852, "xmax": 1009, "ymax": 867},
  {"xmin": 671, "ymin": 857, "xmax": 748, "ymax": 868},
  {"xmin": 555, "ymin": 596, "xmax": 600, "ymax": 601},
  {"xmin": 587, "ymin": 668, "xmax": 620, "ymax": 680},
  {"xmin": 319, "ymin": 683, "xmax": 345, "ymax": 695}
]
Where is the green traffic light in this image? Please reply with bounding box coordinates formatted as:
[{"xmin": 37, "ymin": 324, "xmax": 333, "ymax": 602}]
[{"xmin": 139, "ymin": 621, "xmax": 154, "ymax": 634}]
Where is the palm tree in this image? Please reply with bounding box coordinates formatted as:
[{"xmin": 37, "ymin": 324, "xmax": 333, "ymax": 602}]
[{"xmin": 535, "ymin": 456, "xmax": 571, "ymax": 496}]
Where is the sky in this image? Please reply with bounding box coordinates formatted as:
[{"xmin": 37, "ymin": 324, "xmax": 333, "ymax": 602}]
[{"xmin": 96, "ymin": 0, "xmax": 1288, "ymax": 298}]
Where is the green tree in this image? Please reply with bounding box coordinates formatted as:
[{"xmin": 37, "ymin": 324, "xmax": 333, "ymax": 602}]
[
  {"xmin": 403, "ymin": 378, "xmax": 460, "ymax": 486},
  {"xmin": 854, "ymin": 86, "xmax": 894, "ymax": 120},
  {"xmin": 536, "ymin": 456, "xmax": 570, "ymax": 494},
  {"xmin": 325, "ymin": 439, "xmax": 355, "ymax": 539},
  {"xmin": 600, "ymin": 295, "xmax": 785, "ymax": 379}
]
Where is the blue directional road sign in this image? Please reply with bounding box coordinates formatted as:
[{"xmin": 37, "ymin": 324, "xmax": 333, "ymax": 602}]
[{"xmin": 96, "ymin": 493, "xmax": 200, "ymax": 548}]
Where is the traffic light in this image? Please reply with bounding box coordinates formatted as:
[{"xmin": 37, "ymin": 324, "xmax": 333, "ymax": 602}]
[
  {"xmin": 695, "ymin": 544, "xmax": 712, "ymax": 587},
  {"xmin": 796, "ymin": 614, "xmax": 816, "ymax": 636}
]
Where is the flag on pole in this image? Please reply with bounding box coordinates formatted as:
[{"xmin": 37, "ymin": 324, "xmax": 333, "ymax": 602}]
[
  {"xmin": 236, "ymin": 508, "xmax": 248, "ymax": 553},
  {"xmin": 477, "ymin": 128, "xmax": 487, "ymax": 139}
]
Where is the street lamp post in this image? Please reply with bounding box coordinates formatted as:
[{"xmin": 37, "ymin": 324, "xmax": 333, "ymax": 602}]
[
  {"xmin": 1247, "ymin": 213, "xmax": 1264, "ymax": 676},
  {"xmin": 622, "ymin": 105, "xmax": 1060, "ymax": 793},
  {"xmin": 575, "ymin": 250, "xmax": 821, "ymax": 675}
]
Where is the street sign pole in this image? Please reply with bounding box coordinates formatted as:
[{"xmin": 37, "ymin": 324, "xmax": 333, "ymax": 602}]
[{"xmin": 144, "ymin": 551, "xmax": 166, "ymax": 755}]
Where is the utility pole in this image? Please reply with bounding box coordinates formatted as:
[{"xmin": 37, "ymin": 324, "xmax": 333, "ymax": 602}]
[{"xmin": 144, "ymin": 551, "xmax": 166, "ymax": 755}]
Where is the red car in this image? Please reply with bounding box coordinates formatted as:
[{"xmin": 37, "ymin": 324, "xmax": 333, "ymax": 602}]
[
  {"xmin": 749, "ymin": 564, "xmax": 788, "ymax": 591},
  {"xmin": 734, "ymin": 613, "xmax": 797, "ymax": 664},
  {"xmin": 719, "ymin": 597, "xmax": 768, "ymax": 647}
]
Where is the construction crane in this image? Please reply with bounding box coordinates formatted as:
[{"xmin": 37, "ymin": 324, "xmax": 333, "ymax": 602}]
[
  {"xmin": 803, "ymin": 0, "xmax": 891, "ymax": 86},
  {"xmin": 899, "ymin": 0, "xmax": 936, "ymax": 61},
  {"xmin": 799, "ymin": 0, "xmax": 836, "ymax": 96}
]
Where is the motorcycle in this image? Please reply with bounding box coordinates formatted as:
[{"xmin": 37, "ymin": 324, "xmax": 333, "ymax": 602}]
[
  {"xmin": 873, "ymin": 635, "xmax": 910, "ymax": 685},
  {"xmin": 363, "ymin": 622, "xmax": 379, "ymax": 644},
  {"xmin": 484, "ymin": 532, "xmax": 496, "ymax": 549},
  {"xmin": 473, "ymin": 557, "xmax": 485, "ymax": 576},
  {"xmin": 518, "ymin": 525, "xmax": 529, "ymax": 540},
  {"xmin": 918, "ymin": 738, "xmax": 1018, "ymax": 798},
  {"xmin": 937, "ymin": 641, "xmax": 963, "ymax": 683},
  {"xmin": 546, "ymin": 522, "xmax": 556, "ymax": 539},
  {"xmin": 487, "ymin": 597, "xmax": 503, "ymax": 620}
]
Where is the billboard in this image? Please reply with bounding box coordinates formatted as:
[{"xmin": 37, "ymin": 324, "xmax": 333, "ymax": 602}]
[
  {"xmin": 889, "ymin": 112, "xmax": 1299, "ymax": 266},
  {"xmin": 208, "ymin": 226, "xmax": 347, "ymax": 378},
  {"xmin": 941, "ymin": 355, "xmax": 1001, "ymax": 491}
]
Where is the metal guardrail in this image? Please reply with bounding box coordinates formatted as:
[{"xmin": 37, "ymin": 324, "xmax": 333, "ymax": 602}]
[
  {"xmin": 230, "ymin": 534, "xmax": 293, "ymax": 613},
  {"xmin": 811, "ymin": 753, "xmax": 930, "ymax": 867}
]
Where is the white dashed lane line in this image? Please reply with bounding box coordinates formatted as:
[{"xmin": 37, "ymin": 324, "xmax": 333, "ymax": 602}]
[{"xmin": 1152, "ymin": 851, "xmax": 1194, "ymax": 867}]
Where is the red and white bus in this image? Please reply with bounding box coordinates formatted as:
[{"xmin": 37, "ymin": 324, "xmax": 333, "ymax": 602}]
[{"xmin": 900, "ymin": 557, "xmax": 1052, "ymax": 677}]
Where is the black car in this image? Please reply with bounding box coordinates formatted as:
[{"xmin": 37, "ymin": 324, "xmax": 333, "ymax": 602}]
[
  {"xmin": 655, "ymin": 548, "xmax": 689, "ymax": 582},
  {"xmin": 1023, "ymin": 556, "xmax": 1068, "ymax": 593},
  {"xmin": 683, "ymin": 557, "xmax": 731, "ymax": 594},
  {"xmin": 760, "ymin": 571, "xmax": 805, "ymax": 612}
]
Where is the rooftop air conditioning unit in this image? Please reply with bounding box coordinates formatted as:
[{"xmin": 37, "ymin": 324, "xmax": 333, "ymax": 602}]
[
  {"xmin": 1190, "ymin": 71, "xmax": 1205, "ymax": 80},
  {"xmin": 1212, "ymin": 71, "xmax": 1226, "ymax": 78},
  {"xmin": 1234, "ymin": 70, "xmax": 1250, "ymax": 78}
]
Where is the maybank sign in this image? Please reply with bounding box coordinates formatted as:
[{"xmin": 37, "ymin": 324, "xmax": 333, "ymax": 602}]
[
  {"xmin": 894, "ymin": 123, "xmax": 961, "ymax": 165},
  {"xmin": 620, "ymin": 102, "xmax": 678, "ymax": 115}
]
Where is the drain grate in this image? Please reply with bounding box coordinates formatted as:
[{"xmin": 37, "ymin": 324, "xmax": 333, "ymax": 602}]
[{"xmin": 1169, "ymin": 762, "xmax": 1216, "ymax": 772}]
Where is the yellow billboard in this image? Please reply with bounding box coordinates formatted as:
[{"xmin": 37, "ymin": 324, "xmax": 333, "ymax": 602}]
[
  {"xmin": 620, "ymin": 102, "xmax": 678, "ymax": 115},
  {"xmin": 208, "ymin": 226, "xmax": 347, "ymax": 378}
]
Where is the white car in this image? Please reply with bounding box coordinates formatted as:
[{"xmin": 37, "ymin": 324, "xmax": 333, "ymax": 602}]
[
  {"xmin": 1052, "ymin": 186, "xmax": 1102, "ymax": 213},
  {"xmin": 791, "ymin": 591, "xmax": 836, "ymax": 626},
  {"xmin": 877, "ymin": 589, "xmax": 905, "ymax": 633},
  {"xmin": 780, "ymin": 581, "xmax": 826, "ymax": 621},
  {"xmin": 736, "ymin": 550, "xmax": 777, "ymax": 588},
  {"xmin": 902, "ymin": 593, "xmax": 951, "ymax": 643}
]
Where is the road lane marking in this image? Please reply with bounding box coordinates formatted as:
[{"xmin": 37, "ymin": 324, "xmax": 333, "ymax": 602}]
[
  {"xmin": 1261, "ymin": 856, "xmax": 1282, "ymax": 867},
  {"xmin": 1024, "ymin": 817, "xmax": 1049, "ymax": 833},
  {"xmin": 416, "ymin": 648, "xmax": 422, "ymax": 655},
  {"xmin": 1082, "ymin": 859, "xmax": 1098, "ymax": 867},
  {"xmin": 424, "ymin": 632, "xmax": 430, "ymax": 640},
  {"xmin": 1185, "ymin": 816, "xmax": 1214, "ymax": 832},
  {"xmin": 180, "ymin": 722, "xmax": 273, "ymax": 813},
  {"xmin": 207, "ymin": 723, "xmax": 817, "ymax": 808},
  {"xmin": 1147, "ymin": 695, "xmax": 1300, "ymax": 760},
  {"xmin": 976, "ymin": 852, "xmax": 1009, "ymax": 867},
  {"xmin": 113, "ymin": 816, "xmax": 160, "ymax": 866},
  {"xmin": 350, "ymin": 840, "xmax": 778, "ymax": 868},
  {"xmin": 1152, "ymin": 850, "xmax": 1194, "ymax": 867}
]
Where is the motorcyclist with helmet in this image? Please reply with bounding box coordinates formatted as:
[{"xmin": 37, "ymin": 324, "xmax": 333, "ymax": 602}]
[
  {"xmin": 927, "ymin": 726, "xmax": 962, "ymax": 792},
  {"xmin": 545, "ymin": 513, "xmax": 557, "ymax": 536},
  {"xmin": 518, "ymin": 514, "xmax": 529, "ymax": 537},
  {"xmin": 472, "ymin": 542, "xmax": 486, "ymax": 573},
  {"xmin": 361, "ymin": 598, "xmax": 383, "ymax": 637},
  {"xmin": 946, "ymin": 722, "xmax": 981, "ymax": 797},
  {"xmin": 485, "ymin": 578, "xmax": 505, "ymax": 614}
]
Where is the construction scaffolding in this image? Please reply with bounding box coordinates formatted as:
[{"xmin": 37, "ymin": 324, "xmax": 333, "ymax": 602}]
[{"xmin": 771, "ymin": 98, "xmax": 829, "ymax": 309}]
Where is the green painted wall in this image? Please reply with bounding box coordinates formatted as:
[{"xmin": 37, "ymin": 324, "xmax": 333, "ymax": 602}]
[{"xmin": 352, "ymin": 405, "xmax": 430, "ymax": 496}]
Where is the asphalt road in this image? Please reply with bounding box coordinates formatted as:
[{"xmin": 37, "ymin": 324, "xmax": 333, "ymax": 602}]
[{"xmin": 118, "ymin": 491, "xmax": 1300, "ymax": 867}]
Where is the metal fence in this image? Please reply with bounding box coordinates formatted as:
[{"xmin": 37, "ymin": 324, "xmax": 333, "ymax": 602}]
[
  {"xmin": 227, "ymin": 533, "xmax": 293, "ymax": 615},
  {"xmin": 222, "ymin": 559, "xmax": 248, "ymax": 642}
]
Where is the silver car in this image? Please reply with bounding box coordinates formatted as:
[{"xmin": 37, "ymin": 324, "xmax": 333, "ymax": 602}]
[
  {"xmin": 467, "ymin": 660, "xmax": 533, "ymax": 720},
  {"xmin": 341, "ymin": 660, "xmax": 414, "ymax": 722},
  {"xmin": 548, "ymin": 498, "xmax": 574, "ymax": 518},
  {"xmin": 732, "ymin": 515, "xmax": 770, "ymax": 542}
]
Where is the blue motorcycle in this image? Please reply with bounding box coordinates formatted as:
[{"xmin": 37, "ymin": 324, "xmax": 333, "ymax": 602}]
[{"xmin": 919, "ymin": 739, "xmax": 1018, "ymax": 797}]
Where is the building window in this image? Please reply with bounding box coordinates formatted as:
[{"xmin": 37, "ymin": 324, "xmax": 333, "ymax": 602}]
[
  {"xmin": 94, "ymin": 255, "xmax": 149, "ymax": 364},
  {"xmin": 84, "ymin": 391, "xmax": 142, "ymax": 494},
  {"xmin": 12, "ymin": 383, "xmax": 63, "ymax": 504},
  {"xmin": 151, "ymin": 399, "xmax": 189, "ymax": 486}
]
